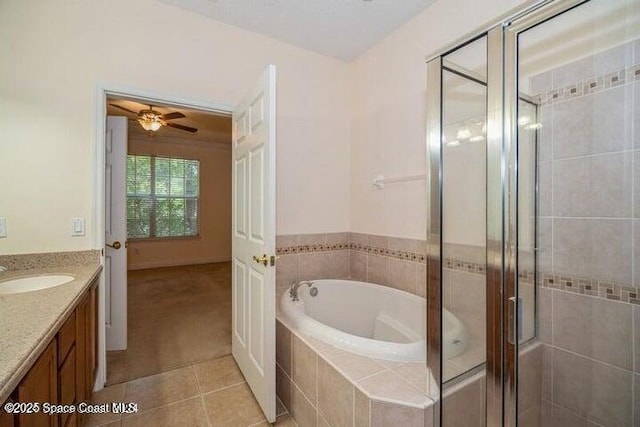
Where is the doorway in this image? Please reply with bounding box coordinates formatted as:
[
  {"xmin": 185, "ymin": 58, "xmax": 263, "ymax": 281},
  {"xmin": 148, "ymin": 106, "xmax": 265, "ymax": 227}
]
[{"xmin": 104, "ymin": 97, "xmax": 234, "ymax": 385}]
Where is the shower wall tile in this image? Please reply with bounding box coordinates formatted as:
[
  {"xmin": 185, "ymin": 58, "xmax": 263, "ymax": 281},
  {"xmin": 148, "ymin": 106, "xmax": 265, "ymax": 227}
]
[
  {"xmin": 517, "ymin": 343, "xmax": 542, "ymax": 415},
  {"xmin": 537, "ymin": 218, "xmax": 552, "ymax": 274},
  {"xmin": 537, "ymin": 287, "xmax": 552, "ymax": 344},
  {"xmin": 537, "ymin": 105, "xmax": 552, "ymax": 162},
  {"xmin": 553, "ymin": 291, "xmax": 633, "ymax": 370},
  {"xmin": 518, "ymin": 404, "xmax": 540, "ymax": 427},
  {"xmin": 634, "ymin": 82, "xmax": 640, "ymax": 149},
  {"xmin": 530, "ymin": 70, "xmax": 551, "ymax": 94},
  {"xmin": 552, "ymin": 347, "xmax": 633, "ymax": 426},
  {"xmin": 551, "ymin": 42, "xmax": 634, "ymax": 89},
  {"xmin": 635, "ymin": 305, "xmax": 640, "ymax": 373},
  {"xmin": 636, "ymin": 220, "xmax": 640, "ymax": 288},
  {"xmin": 541, "ymin": 345, "xmax": 552, "ymax": 401},
  {"xmin": 553, "ymin": 152, "xmax": 633, "ymax": 218},
  {"xmin": 553, "ymin": 218, "xmax": 632, "ymax": 285},
  {"xmin": 546, "ymin": 402, "xmax": 601, "ymax": 427},
  {"xmin": 538, "ymin": 161, "xmax": 552, "ymax": 217},
  {"xmin": 552, "ymin": 86, "xmax": 632, "ymax": 159},
  {"xmin": 634, "ymin": 374, "xmax": 640, "ymax": 427},
  {"xmin": 635, "ymin": 152, "xmax": 640, "ymax": 217}
]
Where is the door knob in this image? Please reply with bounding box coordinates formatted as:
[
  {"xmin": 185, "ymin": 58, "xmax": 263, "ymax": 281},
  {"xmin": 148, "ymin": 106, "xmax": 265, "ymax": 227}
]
[
  {"xmin": 253, "ymin": 254, "xmax": 269, "ymax": 266},
  {"xmin": 106, "ymin": 241, "xmax": 122, "ymax": 250}
]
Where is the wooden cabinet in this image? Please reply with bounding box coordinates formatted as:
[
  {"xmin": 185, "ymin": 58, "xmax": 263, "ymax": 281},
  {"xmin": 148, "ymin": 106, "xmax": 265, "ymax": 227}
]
[
  {"xmin": 1, "ymin": 278, "xmax": 99, "ymax": 427},
  {"xmin": 0, "ymin": 398, "xmax": 16, "ymax": 427},
  {"xmin": 17, "ymin": 342, "xmax": 57, "ymax": 427}
]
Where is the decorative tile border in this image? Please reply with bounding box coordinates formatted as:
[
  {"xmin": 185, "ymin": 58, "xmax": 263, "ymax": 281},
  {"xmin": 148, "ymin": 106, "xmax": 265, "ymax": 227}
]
[
  {"xmin": 276, "ymin": 234, "xmax": 639, "ymax": 305},
  {"xmin": 536, "ymin": 63, "xmax": 640, "ymax": 105},
  {"xmin": 536, "ymin": 272, "xmax": 639, "ymax": 305},
  {"xmin": 443, "ymin": 258, "xmax": 486, "ymax": 275},
  {"xmin": 348, "ymin": 242, "xmax": 425, "ymax": 263}
]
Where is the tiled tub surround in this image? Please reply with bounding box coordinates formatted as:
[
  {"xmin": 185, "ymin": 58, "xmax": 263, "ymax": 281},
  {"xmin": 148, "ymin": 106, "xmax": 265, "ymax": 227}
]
[
  {"xmin": 0, "ymin": 250, "xmax": 102, "ymax": 402},
  {"xmin": 276, "ymin": 313, "xmax": 434, "ymax": 427},
  {"xmin": 529, "ymin": 39, "xmax": 640, "ymax": 426}
]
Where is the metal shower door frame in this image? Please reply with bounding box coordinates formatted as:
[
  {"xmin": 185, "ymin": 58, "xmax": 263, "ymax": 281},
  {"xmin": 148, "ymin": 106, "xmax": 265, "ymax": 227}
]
[{"xmin": 425, "ymin": 1, "xmax": 589, "ymax": 426}]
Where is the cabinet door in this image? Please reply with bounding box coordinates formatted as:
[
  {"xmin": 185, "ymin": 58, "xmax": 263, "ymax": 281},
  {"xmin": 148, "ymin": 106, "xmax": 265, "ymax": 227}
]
[
  {"xmin": 74, "ymin": 295, "xmax": 88, "ymax": 403},
  {"xmin": 87, "ymin": 283, "xmax": 97, "ymax": 394},
  {"xmin": 0, "ymin": 398, "xmax": 16, "ymax": 427},
  {"xmin": 58, "ymin": 347, "xmax": 75, "ymax": 427},
  {"xmin": 18, "ymin": 341, "xmax": 57, "ymax": 427}
]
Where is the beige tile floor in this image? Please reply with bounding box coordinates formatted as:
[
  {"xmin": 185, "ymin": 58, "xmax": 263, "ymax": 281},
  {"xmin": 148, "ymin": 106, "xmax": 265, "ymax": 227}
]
[
  {"xmin": 107, "ymin": 263, "xmax": 232, "ymax": 384},
  {"xmin": 83, "ymin": 355, "xmax": 292, "ymax": 427}
]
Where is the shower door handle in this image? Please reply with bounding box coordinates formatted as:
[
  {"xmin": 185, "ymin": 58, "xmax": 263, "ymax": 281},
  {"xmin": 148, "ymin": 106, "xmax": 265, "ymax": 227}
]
[{"xmin": 507, "ymin": 296, "xmax": 522, "ymax": 345}]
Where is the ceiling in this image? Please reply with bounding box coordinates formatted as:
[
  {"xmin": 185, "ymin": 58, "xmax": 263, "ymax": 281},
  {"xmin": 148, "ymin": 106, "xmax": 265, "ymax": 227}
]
[
  {"xmin": 156, "ymin": 0, "xmax": 436, "ymax": 61},
  {"xmin": 107, "ymin": 98, "xmax": 231, "ymax": 143}
]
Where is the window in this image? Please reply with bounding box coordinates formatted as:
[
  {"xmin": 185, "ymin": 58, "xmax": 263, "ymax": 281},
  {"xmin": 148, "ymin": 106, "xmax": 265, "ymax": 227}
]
[{"xmin": 127, "ymin": 155, "xmax": 199, "ymax": 239}]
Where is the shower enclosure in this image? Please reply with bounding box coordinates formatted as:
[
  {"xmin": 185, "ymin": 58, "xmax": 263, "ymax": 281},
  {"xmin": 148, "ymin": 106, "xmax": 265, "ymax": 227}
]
[{"xmin": 425, "ymin": 0, "xmax": 639, "ymax": 425}]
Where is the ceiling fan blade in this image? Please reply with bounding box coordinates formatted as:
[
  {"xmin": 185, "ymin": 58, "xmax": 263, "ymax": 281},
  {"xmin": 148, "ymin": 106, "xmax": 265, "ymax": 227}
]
[
  {"xmin": 109, "ymin": 103, "xmax": 139, "ymax": 115},
  {"xmin": 165, "ymin": 122, "xmax": 198, "ymax": 133},
  {"xmin": 161, "ymin": 112, "xmax": 186, "ymax": 121}
]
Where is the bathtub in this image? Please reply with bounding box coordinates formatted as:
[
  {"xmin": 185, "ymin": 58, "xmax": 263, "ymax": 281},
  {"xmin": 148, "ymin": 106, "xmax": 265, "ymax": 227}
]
[{"xmin": 279, "ymin": 279, "xmax": 469, "ymax": 362}]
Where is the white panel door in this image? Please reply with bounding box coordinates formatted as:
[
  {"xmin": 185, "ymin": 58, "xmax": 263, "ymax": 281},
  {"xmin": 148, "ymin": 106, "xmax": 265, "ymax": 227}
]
[
  {"xmin": 105, "ymin": 116, "xmax": 128, "ymax": 351},
  {"xmin": 232, "ymin": 65, "xmax": 276, "ymax": 422}
]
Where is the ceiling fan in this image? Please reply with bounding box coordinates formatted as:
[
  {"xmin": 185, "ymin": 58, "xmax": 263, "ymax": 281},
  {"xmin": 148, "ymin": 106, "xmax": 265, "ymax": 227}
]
[{"xmin": 109, "ymin": 103, "xmax": 198, "ymax": 133}]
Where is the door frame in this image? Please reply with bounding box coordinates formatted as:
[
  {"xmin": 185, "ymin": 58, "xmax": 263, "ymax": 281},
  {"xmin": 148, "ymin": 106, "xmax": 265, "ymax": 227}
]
[{"xmin": 91, "ymin": 82, "xmax": 232, "ymax": 390}]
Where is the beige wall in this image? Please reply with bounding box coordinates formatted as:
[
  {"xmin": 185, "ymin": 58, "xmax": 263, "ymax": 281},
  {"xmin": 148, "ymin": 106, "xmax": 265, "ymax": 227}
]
[
  {"xmin": 0, "ymin": 0, "xmax": 351, "ymax": 255},
  {"xmin": 126, "ymin": 123, "xmax": 231, "ymax": 270},
  {"xmin": 349, "ymin": 0, "xmax": 527, "ymax": 240}
]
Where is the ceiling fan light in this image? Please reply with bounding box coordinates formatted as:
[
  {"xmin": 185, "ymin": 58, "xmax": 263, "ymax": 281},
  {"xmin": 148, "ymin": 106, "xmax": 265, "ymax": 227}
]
[{"xmin": 138, "ymin": 117, "xmax": 162, "ymax": 131}]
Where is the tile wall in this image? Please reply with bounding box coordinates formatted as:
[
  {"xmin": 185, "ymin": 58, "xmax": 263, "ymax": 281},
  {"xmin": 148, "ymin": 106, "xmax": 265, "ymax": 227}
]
[{"xmin": 529, "ymin": 40, "xmax": 640, "ymax": 426}]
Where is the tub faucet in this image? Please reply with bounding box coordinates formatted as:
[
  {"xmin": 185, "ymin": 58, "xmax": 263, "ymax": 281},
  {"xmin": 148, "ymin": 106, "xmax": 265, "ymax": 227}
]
[{"xmin": 289, "ymin": 281, "xmax": 314, "ymax": 302}]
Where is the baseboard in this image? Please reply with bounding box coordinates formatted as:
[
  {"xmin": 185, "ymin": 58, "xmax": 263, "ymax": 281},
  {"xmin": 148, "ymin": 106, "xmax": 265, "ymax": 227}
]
[{"xmin": 127, "ymin": 256, "xmax": 231, "ymax": 271}]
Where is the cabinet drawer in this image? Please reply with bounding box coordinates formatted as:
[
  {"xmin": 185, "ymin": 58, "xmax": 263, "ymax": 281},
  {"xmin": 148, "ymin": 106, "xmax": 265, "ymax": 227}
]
[{"xmin": 57, "ymin": 313, "xmax": 75, "ymax": 366}]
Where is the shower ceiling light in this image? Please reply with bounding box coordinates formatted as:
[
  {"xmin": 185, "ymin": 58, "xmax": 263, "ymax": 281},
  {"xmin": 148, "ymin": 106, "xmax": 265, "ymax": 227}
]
[
  {"xmin": 456, "ymin": 126, "xmax": 471, "ymax": 140},
  {"xmin": 518, "ymin": 116, "xmax": 530, "ymax": 126}
]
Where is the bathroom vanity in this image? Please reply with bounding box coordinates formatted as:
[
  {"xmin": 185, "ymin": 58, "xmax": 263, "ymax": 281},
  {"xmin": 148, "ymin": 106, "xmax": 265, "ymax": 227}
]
[{"xmin": 0, "ymin": 253, "xmax": 101, "ymax": 427}]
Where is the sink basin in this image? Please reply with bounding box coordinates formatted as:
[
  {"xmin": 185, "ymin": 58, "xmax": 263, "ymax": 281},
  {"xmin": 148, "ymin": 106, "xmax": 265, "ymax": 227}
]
[{"xmin": 0, "ymin": 275, "xmax": 75, "ymax": 295}]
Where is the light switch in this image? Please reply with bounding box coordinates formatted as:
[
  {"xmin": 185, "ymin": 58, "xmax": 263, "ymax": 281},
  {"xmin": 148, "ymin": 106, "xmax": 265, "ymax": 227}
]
[
  {"xmin": 71, "ymin": 217, "xmax": 85, "ymax": 237},
  {"xmin": 0, "ymin": 217, "xmax": 6, "ymax": 238}
]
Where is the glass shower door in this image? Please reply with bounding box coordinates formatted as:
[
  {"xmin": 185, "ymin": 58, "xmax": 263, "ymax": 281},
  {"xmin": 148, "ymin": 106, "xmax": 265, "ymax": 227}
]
[{"xmin": 509, "ymin": 0, "xmax": 640, "ymax": 425}]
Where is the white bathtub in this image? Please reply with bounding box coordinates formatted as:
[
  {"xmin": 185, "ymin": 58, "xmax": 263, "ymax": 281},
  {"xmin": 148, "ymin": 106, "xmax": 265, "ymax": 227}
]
[{"xmin": 279, "ymin": 279, "xmax": 468, "ymax": 362}]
